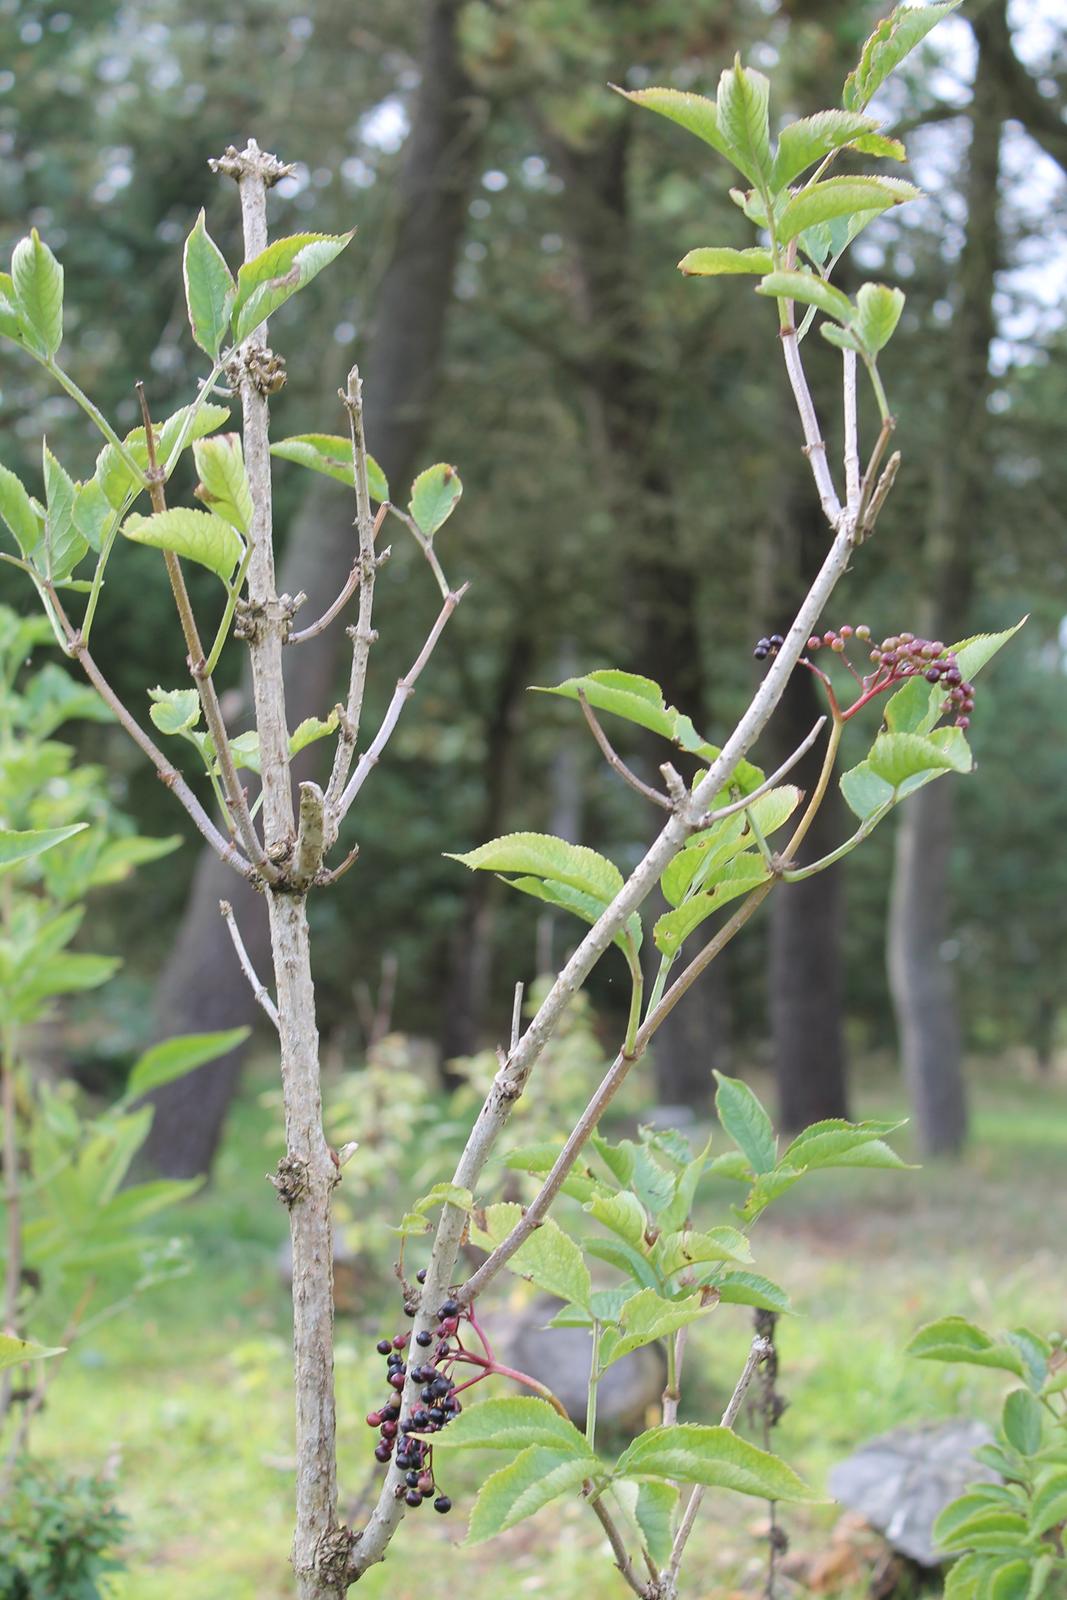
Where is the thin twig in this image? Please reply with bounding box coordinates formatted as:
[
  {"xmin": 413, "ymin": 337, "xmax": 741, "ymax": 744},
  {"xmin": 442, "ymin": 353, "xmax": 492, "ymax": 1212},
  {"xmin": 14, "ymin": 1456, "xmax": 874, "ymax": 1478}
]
[
  {"xmin": 781, "ymin": 322, "xmax": 843, "ymax": 528},
  {"xmin": 387, "ymin": 505, "xmax": 450, "ymax": 600},
  {"xmin": 288, "ymin": 506, "xmax": 389, "ymax": 645},
  {"xmin": 859, "ymin": 450, "xmax": 901, "ymax": 540},
  {"xmin": 578, "ymin": 690, "xmax": 673, "ymax": 810},
  {"xmin": 334, "ymin": 584, "xmax": 469, "ymax": 826},
  {"xmin": 0, "ymin": 1020, "xmax": 21, "ymax": 1433},
  {"xmin": 316, "ymin": 842, "xmax": 360, "ymax": 887},
  {"xmin": 588, "ymin": 1491, "xmax": 651, "ymax": 1598},
  {"xmin": 324, "ymin": 368, "xmax": 381, "ymax": 837},
  {"xmin": 510, "ymin": 982, "xmax": 525, "ymax": 1053},
  {"xmin": 856, "ymin": 416, "xmax": 896, "ymax": 531},
  {"xmin": 843, "ymin": 349, "xmax": 861, "ymax": 514},
  {"xmin": 220, "ymin": 900, "xmax": 280, "ymax": 1029},
  {"xmin": 699, "ymin": 717, "xmax": 825, "ymax": 825},
  {"xmin": 664, "ymin": 1337, "xmax": 772, "ymax": 1590}
]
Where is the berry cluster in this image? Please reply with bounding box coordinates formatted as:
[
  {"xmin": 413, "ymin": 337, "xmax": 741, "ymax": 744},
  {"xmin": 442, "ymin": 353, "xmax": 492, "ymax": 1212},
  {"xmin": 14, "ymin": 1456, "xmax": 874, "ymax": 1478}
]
[
  {"xmin": 754, "ymin": 625, "xmax": 976, "ymax": 728},
  {"xmin": 365, "ymin": 1285, "xmax": 465, "ymax": 1515}
]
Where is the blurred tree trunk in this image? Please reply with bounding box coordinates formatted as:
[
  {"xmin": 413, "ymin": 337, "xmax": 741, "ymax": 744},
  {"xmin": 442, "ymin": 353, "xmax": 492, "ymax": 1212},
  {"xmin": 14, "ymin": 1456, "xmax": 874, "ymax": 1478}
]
[
  {"xmin": 142, "ymin": 0, "xmax": 483, "ymax": 1178},
  {"xmin": 548, "ymin": 118, "xmax": 729, "ymax": 1111},
  {"xmin": 766, "ymin": 485, "xmax": 849, "ymax": 1132},
  {"xmin": 440, "ymin": 630, "xmax": 534, "ymax": 1065},
  {"xmin": 887, "ymin": 2, "xmax": 1003, "ymax": 1156}
]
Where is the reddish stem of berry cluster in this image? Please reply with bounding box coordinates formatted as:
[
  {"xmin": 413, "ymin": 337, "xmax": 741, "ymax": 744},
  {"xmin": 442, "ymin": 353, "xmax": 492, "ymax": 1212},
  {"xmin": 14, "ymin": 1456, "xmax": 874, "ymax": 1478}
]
[
  {"xmin": 753, "ymin": 625, "xmax": 975, "ymax": 729},
  {"xmin": 364, "ymin": 1278, "xmax": 557, "ymax": 1516}
]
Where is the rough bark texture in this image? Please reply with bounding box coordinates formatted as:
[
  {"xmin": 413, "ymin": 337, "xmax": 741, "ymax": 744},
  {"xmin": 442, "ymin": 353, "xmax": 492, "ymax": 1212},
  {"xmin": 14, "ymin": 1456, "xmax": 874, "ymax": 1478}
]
[
  {"xmin": 887, "ymin": 3, "xmax": 1003, "ymax": 1157},
  {"xmin": 142, "ymin": 0, "xmax": 483, "ymax": 1177}
]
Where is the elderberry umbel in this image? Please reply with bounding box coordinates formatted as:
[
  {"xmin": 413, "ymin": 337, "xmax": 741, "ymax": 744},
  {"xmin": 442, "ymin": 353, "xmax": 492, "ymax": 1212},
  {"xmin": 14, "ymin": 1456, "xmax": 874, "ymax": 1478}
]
[{"xmin": 753, "ymin": 625, "xmax": 975, "ymax": 729}]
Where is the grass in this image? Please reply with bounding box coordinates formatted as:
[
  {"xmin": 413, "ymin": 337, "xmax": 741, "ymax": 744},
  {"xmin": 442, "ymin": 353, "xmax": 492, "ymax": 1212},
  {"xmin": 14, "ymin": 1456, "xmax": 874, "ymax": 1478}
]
[{"xmin": 28, "ymin": 1056, "xmax": 1067, "ymax": 1599}]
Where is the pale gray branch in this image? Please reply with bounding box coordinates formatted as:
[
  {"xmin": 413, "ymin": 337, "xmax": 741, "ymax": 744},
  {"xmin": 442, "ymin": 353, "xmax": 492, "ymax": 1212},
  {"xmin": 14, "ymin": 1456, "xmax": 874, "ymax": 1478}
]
[
  {"xmin": 843, "ymin": 348, "xmax": 861, "ymax": 514},
  {"xmin": 220, "ymin": 899, "xmax": 280, "ymax": 1028}
]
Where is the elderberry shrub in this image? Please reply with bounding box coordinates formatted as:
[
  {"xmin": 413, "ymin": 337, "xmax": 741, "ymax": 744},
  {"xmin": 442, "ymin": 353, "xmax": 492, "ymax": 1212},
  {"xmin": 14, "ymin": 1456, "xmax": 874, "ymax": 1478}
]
[{"xmin": 754, "ymin": 624, "xmax": 976, "ymax": 729}]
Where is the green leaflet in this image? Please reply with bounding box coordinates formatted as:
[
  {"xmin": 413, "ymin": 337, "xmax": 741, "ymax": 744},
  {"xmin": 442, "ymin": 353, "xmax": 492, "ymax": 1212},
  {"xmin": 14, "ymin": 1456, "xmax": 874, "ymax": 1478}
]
[
  {"xmin": 125, "ymin": 1028, "xmax": 252, "ymax": 1101},
  {"xmin": 11, "ymin": 229, "xmax": 63, "ymax": 357},
  {"xmin": 193, "ymin": 433, "xmax": 254, "ymax": 535},
  {"xmin": 505, "ymin": 874, "xmax": 642, "ymax": 955},
  {"xmin": 428, "ymin": 1395, "xmax": 590, "ymax": 1455},
  {"xmin": 0, "ymin": 1334, "xmax": 65, "ymax": 1372},
  {"xmin": 409, "ymin": 462, "xmax": 463, "ymax": 536},
  {"xmin": 714, "ymin": 1071, "xmax": 777, "ymax": 1174},
  {"xmin": 844, "ymin": 2, "xmax": 964, "ymax": 111},
  {"xmin": 757, "ymin": 270, "xmax": 853, "ymax": 325},
  {"xmin": 0, "ymin": 463, "xmax": 41, "ymax": 560},
  {"xmin": 465, "ymin": 1446, "xmax": 597, "ymax": 1544},
  {"xmin": 470, "ymin": 1202, "xmax": 592, "ymax": 1310},
  {"xmin": 771, "ymin": 109, "xmax": 882, "ymax": 188},
  {"xmin": 618, "ymin": 86, "xmax": 735, "ymax": 163},
  {"xmin": 122, "ymin": 507, "xmax": 244, "ymax": 583},
  {"xmin": 182, "ymin": 209, "xmax": 235, "ymax": 360},
  {"xmin": 0, "ymin": 824, "xmax": 88, "ymax": 872},
  {"xmin": 598, "ymin": 1290, "xmax": 707, "ymax": 1369},
  {"xmin": 715, "ymin": 59, "xmax": 773, "ymax": 186},
  {"xmin": 231, "ymin": 231, "xmax": 354, "ymax": 343},
  {"xmin": 653, "ymin": 857, "xmax": 770, "ymax": 957},
  {"xmin": 679, "ymin": 247, "xmax": 774, "ymax": 277},
  {"xmin": 777, "ymin": 176, "xmax": 919, "ymax": 244},
  {"xmin": 269, "ymin": 434, "xmax": 389, "ymax": 502},
  {"xmin": 906, "ymin": 1316, "xmax": 1027, "ymax": 1378},
  {"xmin": 447, "ymin": 831, "xmax": 623, "ymax": 906},
  {"xmin": 615, "ymin": 1424, "xmax": 819, "ymax": 1503}
]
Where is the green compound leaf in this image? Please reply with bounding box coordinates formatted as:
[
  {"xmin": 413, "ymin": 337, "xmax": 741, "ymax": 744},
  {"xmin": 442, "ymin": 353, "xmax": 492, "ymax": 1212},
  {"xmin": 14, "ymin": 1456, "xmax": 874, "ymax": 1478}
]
[
  {"xmin": 11, "ymin": 229, "xmax": 63, "ymax": 357},
  {"xmin": 409, "ymin": 462, "xmax": 462, "ymax": 537},
  {"xmin": 126, "ymin": 1028, "xmax": 251, "ymax": 1101},
  {"xmin": 771, "ymin": 109, "xmax": 882, "ymax": 188},
  {"xmin": 599, "ymin": 1290, "xmax": 707, "ymax": 1368},
  {"xmin": 716, "ymin": 58, "xmax": 773, "ymax": 187},
  {"xmin": 0, "ymin": 824, "xmax": 88, "ymax": 873},
  {"xmin": 470, "ymin": 1201, "xmax": 592, "ymax": 1310},
  {"xmin": 777, "ymin": 176, "xmax": 919, "ymax": 244},
  {"xmin": 906, "ymin": 1317, "xmax": 1026, "ymax": 1378},
  {"xmin": 122, "ymin": 507, "xmax": 244, "ymax": 582},
  {"xmin": 615, "ymin": 1424, "xmax": 820, "ymax": 1502},
  {"xmin": 231, "ymin": 231, "xmax": 354, "ymax": 343},
  {"xmin": 714, "ymin": 1071, "xmax": 777, "ymax": 1174},
  {"xmin": 269, "ymin": 434, "xmax": 389, "ymax": 503},
  {"xmin": 617, "ymin": 86, "xmax": 736, "ymax": 163},
  {"xmin": 193, "ymin": 433, "xmax": 254, "ymax": 535},
  {"xmin": 0, "ymin": 462, "xmax": 42, "ymax": 559},
  {"xmin": 447, "ymin": 831, "xmax": 624, "ymax": 906},
  {"xmin": 756, "ymin": 270, "xmax": 854, "ymax": 325},
  {"xmin": 183, "ymin": 209, "xmax": 235, "ymax": 360},
  {"xmin": 679, "ymin": 246, "xmax": 775, "ymax": 277},
  {"xmin": 0, "ymin": 1334, "xmax": 66, "ymax": 1372},
  {"xmin": 844, "ymin": 2, "xmax": 964, "ymax": 112},
  {"xmin": 429, "ymin": 1395, "xmax": 591, "ymax": 1456},
  {"xmin": 465, "ymin": 1446, "xmax": 597, "ymax": 1544}
]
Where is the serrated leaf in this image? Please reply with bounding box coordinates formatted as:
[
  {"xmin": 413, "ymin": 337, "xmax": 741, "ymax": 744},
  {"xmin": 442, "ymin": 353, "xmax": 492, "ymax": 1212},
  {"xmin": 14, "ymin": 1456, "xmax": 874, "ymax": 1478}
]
[
  {"xmin": 269, "ymin": 434, "xmax": 389, "ymax": 502},
  {"xmin": 853, "ymin": 282, "xmax": 905, "ymax": 353},
  {"xmin": 585, "ymin": 1190, "xmax": 648, "ymax": 1250},
  {"xmin": 231, "ymin": 231, "xmax": 354, "ymax": 343},
  {"xmin": 585, "ymin": 1237, "xmax": 660, "ymax": 1293},
  {"xmin": 615, "ymin": 1424, "xmax": 819, "ymax": 1502},
  {"xmin": 447, "ymin": 832, "xmax": 623, "ymax": 906},
  {"xmin": 0, "ymin": 462, "xmax": 41, "ymax": 559},
  {"xmin": 506, "ymin": 875, "xmax": 642, "ymax": 955},
  {"xmin": 618, "ymin": 87, "xmax": 736, "ymax": 162},
  {"xmin": 470, "ymin": 1202, "xmax": 591, "ymax": 1309},
  {"xmin": 43, "ymin": 444, "xmax": 85, "ymax": 580},
  {"xmin": 679, "ymin": 246, "xmax": 774, "ymax": 277},
  {"xmin": 0, "ymin": 1334, "xmax": 65, "ymax": 1372},
  {"xmin": 772, "ymin": 110, "xmax": 882, "ymax": 188},
  {"xmin": 716, "ymin": 59, "xmax": 773, "ymax": 187},
  {"xmin": 653, "ymin": 855, "xmax": 770, "ymax": 956},
  {"xmin": 126, "ymin": 1028, "xmax": 251, "ymax": 1100},
  {"xmin": 0, "ymin": 824, "xmax": 87, "ymax": 873},
  {"xmin": 714, "ymin": 1071, "xmax": 777, "ymax": 1174},
  {"xmin": 610, "ymin": 1479, "xmax": 678, "ymax": 1567},
  {"xmin": 935, "ymin": 1496, "xmax": 1020, "ymax": 1549},
  {"xmin": 943, "ymin": 1553, "xmax": 986, "ymax": 1599},
  {"xmin": 465, "ymin": 1445, "xmax": 595, "ymax": 1544},
  {"xmin": 183, "ymin": 209, "xmax": 235, "ymax": 360},
  {"xmin": 193, "ymin": 433, "xmax": 253, "ymax": 535},
  {"xmin": 712, "ymin": 1270, "xmax": 792, "ymax": 1313},
  {"xmin": 783, "ymin": 1118, "xmax": 909, "ymax": 1171},
  {"xmin": 72, "ymin": 478, "xmax": 112, "ymax": 554},
  {"xmin": 840, "ymin": 759, "xmax": 895, "ymax": 820},
  {"xmin": 884, "ymin": 620, "xmax": 1025, "ymax": 737},
  {"xmin": 11, "ymin": 229, "xmax": 63, "ymax": 357},
  {"xmin": 148, "ymin": 686, "xmax": 201, "ymax": 737},
  {"xmin": 1029, "ymin": 1470, "xmax": 1067, "ymax": 1537},
  {"xmin": 757, "ymin": 270, "xmax": 854, "ymax": 324},
  {"xmin": 867, "ymin": 729, "xmax": 972, "ymax": 787},
  {"xmin": 844, "ymin": 2, "xmax": 964, "ymax": 112},
  {"xmin": 906, "ymin": 1317, "xmax": 1026, "ymax": 1377},
  {"xmin": 851, "ymin": 132, "xmax": 908, "ymax": 161},
  {"xmin": 655, "ymin": 1227, "xmax": 753, "ymax": 1277},
  {"xmin": 777, "ymin": 177, "xmax": 919, "ymax": 244},
  {"xmin": 953, "ymin": 619, "xmax": 1027, "ymax": 683},
  {"xmin": 602, "ymin": 1290, "xmax": 707, "ymax": 1368},
  {"xmin": 429, "ymin": 1395, "xmax": 590, "ymax": 1454},
  {"xmin": 409, "ymin": 462, "xmax": 462, "ymax": 537},
  {"xmin": 122, "ymin": 507, "xmax": 244, "ymax": 582},
  {"xmin": 938, "ymin": 1509, "xmax": 1029, "ymax": 1554},
  {"xmin": 0, "ymin": 271, "xmax": 20, "ymax": 341},
  {"xmin": 1002, "ymin": 1390, "xmax": 1043, "ymax": 1457}
]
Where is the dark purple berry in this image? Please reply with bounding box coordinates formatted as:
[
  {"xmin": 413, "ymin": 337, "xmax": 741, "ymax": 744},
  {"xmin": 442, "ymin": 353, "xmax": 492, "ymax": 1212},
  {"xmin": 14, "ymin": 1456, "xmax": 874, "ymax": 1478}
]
[
  {"xmin": 389, "ymin": 1371, "xmax": 405, "ymax": 1390},
  {"xmin": 374, "ymin": 1442, "xmax": 392, "ymax": 1463},
  {"xmin": 415, "ymin": 1330, "xmax": 433, "ymax": 1347},
  {"xmin": 405, "ymin": 1489, "xmax": 423, "ymax": 1507},
  {"xmin": 376, "ymin": 1339, "xmax": 392, "ymax": 1356},
  {"xmin": 769, "ymin": 634, "xmax": 784, "ymax": 648},
  {"xmin": 434, "ymin": 1496, "xmax": 452, "ymax": 1514},
  {"xmin": 393, "ymin": 1334, "xmax": 409, "ymax": 1348},
  {"xmin": 381, "ymin": 1420, "xmax": 398, "ymax": 1440},
  {"xmin": 416, "ymin": 1268, "xmax": 427, "ymax": 1284},
  {"xmin": 429, "ymin": 1407, "xmax": 446, "ymax": 1425},
  {"xmin": 925, "ymin": 668, "xmax": 940, "ymax": 682},
  {"xmin": 405, "ymin": 1470, "xmax": 420, "ymax": 1488}
]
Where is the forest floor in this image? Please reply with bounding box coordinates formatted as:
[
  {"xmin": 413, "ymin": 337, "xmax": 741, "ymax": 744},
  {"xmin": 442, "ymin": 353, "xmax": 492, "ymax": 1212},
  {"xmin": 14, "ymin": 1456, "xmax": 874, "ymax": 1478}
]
[{"xmin": 31, "ymin": 1056, "xmax": 1067, "ymax": 1600}]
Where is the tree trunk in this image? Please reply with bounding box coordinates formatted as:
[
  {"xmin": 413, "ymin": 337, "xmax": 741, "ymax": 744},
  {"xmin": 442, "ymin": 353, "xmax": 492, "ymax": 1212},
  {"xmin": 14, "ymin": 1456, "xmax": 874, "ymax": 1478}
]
[
  {"xmin": 887, "ymin": 3, "xmax": 1003, "ymax": 1156},
  {"xmin": 141, "ymin": 0, "xmax": 483, "ymax": 1177}
]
